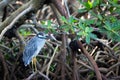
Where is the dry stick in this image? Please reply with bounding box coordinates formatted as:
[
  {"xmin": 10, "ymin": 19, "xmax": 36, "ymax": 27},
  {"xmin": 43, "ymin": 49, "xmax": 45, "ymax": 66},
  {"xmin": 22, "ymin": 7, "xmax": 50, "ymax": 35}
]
[
  {"xmin": 0, "ymin": 5, "xmax": 32, "ymax": 41},
  {"xmin": 9, "ymin": 30, "xmax": 26, "ymax": 78},
  {"xmin": 25, "ymin": 71, "xmax": 50, "ymax": 80},
  {"xmin": 0, "ymin": 0, "xmax": 12, "ymax": 10},
  {"xmin": 63, "ymin": 0, "xmax": 70, "ymax": 17},
  {"xmin": 108, "ymin": 62, "xmax": 120, "ymax": 71},
  {"xmin": 72, "ymin": 51, "xmax": 79, "ymax": 80},
  {"xmin": 77, "ymin": 60, "xmax": 109, "ymax": 73},
  {"xmin": 46, "ymin": 45, "xmax": 59, "ymax": 76},
  {"xmin": 0, "ymin": 52, "xmax": 9, "ymax": 80},
  {"xmin": 38, "ymin": 71, "xmax": 50, "ymax": 80},
  {"xmin": 61, "ymin": 33, "xmax": 67, "ymax": 80},
  {"xmin": 51, "ymin": 0, "xmax": 68, "ymax": 18},
  {"xmin": 77, "ymin": 41, "xmax": 102, "ymax": 80},
  {"xmin": 51, "ymin": 1, "xmax": 69, "ymax": 80},
  {"xmin": 51, "ymin": 1, "xmax": 67, "ymax": 80},
  {"xmin": 77, "ymin": 60, "xmax": 93, "ymax": 70},
  {"xmin": 96, "ymin": 39, "xmax": 117, "ymax": 59},
  {"xmin": 0, "ymin": 0, "xmax": 46, "ymax": 33},
  {"xmin": 50, "ymin": 3, "xmax": 62, "ymax": 26},
  {"xmin": 12, "ymin": 30, "xmax": 25, "ymax": 69},
  {"xmin": 63, "ymin": 1, "xmax": 78, "ymax": 78},
  {"xmin": 112, "ymin": 42, "xmax": 120, "ymax": 49},
  {"xmin": 63, "ymin": 1, "xmax": 79, "ymax": 80},
  {"xmin": 61, "ymin": 2, "xmax": 69, "ymax": 79},
  {"xmin": 0, "ymin": 1, "xmax": 31, "ymax": 32}
]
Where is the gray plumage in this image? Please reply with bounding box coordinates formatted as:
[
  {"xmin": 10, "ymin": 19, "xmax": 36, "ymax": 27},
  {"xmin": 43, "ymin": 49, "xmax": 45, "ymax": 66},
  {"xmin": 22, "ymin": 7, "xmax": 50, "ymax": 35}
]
[{"xmin": 22, "ymin": 32, "xmax": 47, "ymax": 66}]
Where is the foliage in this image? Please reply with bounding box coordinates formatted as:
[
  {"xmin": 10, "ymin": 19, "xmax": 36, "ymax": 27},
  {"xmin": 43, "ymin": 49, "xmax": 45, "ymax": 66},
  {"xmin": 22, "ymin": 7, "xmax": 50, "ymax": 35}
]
[
  {"xmin": 61, "ymin": 16, "xmax": 97, "ymax": 44},
  {"xmin": 42, "ymin": 0, "xmax": 120, "ymax": 44},
  {"xmin": 19, "ymin": 28, "xmax": 32, "ymax": 37},
  {"xmin": 1, "ymin": 0, "xmax": 120, "ymax": 80},
  {"xmin": 41, "ymin": 20, "xmax": 57, "ymax": 34},
  {"xmin": 78, "ymin": 0, "xmax": 120, "ymax": 42}
]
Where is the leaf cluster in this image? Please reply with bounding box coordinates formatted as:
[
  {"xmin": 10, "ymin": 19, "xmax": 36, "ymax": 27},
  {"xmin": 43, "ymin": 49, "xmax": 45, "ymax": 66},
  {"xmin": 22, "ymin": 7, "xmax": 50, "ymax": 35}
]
[{"xmin": 42, "ymin": 0, "xmax": 120, "ymax": 44}]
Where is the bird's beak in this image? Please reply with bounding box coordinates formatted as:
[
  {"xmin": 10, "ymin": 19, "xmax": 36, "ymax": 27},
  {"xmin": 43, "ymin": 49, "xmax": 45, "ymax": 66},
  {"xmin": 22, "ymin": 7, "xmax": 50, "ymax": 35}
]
[
  {"xmin": 45, "ymin": 35, "xmax": 51, "ymax": 39},
  {"xmin": 46, "ymin": 34, "xmax": 56, "ymax": 41}
]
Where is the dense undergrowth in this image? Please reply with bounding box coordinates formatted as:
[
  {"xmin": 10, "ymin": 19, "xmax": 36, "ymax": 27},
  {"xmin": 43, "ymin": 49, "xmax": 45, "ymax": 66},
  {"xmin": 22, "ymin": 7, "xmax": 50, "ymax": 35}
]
[{"xmin": 0, "ymin": 0, "xmax": 120, "ymax": 80}]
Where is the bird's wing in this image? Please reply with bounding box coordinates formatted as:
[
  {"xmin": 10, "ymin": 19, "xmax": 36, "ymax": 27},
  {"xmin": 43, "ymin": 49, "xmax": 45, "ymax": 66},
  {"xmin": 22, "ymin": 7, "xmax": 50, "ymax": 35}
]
[
  {"xmin": 22, "ymin": 37, "xmax": 38, "ymax": 65},
  {"xmin": 22, "ymin": 37, "xmax": 46, "ymax": 66}
]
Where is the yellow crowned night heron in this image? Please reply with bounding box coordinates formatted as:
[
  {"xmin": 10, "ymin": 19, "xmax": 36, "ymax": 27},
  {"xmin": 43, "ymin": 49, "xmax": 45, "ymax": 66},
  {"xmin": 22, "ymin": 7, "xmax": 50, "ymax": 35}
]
[{"xmin": 22, "ymin": 32, "xmax": 49, "ymax": 70}]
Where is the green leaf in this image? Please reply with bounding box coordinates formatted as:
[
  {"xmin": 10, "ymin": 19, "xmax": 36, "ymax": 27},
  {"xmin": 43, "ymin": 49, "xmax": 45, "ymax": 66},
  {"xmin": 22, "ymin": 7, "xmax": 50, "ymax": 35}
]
[
  {"xmin": 84, "ymin": 19, "xmax": 95, "ymax": 25},
  {"xmin": 111, "ymin": 26, "xmax": 120, "ymax": 31},
  {"xmin": 109, "ymin": 0, "xmax": 118, "ymax": 4},
  {"xmin": 92, "ymin": 0, "xmax": 100, "ymax": 7},
  {"xmin": 77, "ymin": 31, "xmax": 83, "ymax": 36},
  {"xmin": 113, "ymin": 0, "xmax": 118, "ymax": 4},
  {"xmin": 108, "ymin": 0, "xmax": 120, "ymax": 7},
  {"xmin": 47, "ymin": 20, "xmax": 52, "ymax": 28},
  {"xmin": 85, "ymin": 27, "xmax": 93, "ymax": 33},
  {"xmin": 19, "ymin": 29, "xmax": 31, "ymax": 37},
  {"xmin": 114, "ymin": 8, "xmax": 120, "ymax": 14},
  {"xmin": 60, "ymin": 24, "xmax": 70, "ymax": 32},
  {"xmin": 78, "ymin": 21, "xmax": 85, "ymax": 30},
  {"xmin": 89, "ymin": 27, "xmax": 94, "ymax": 32},
  {"xmin": 60, "ymin": 24, "xmax": 68, "ymax": 29},
  {"xmin": 90, "ymin": 10, "xmax": 97, "ymax": 17},
  {"xmin": 68, "ymin": 16, "xmax": 76, "ymax": 24},
  {"xmin": 88, "ymin": 0, "xmax": 93, "ymax": 8},
  {"xmin": 111, "ymin": 20, "xmax": 120, "ymax": 30},
  {"xmin": 85, "ymin": 27, "xmax": 89, "ymax": 32},
  {"xmin": 111, "ymin": 30, "xmax": 119, "ymax": 36},
  {"xmin": 90, "ymin": 33, "xmax": 97, "ymax": 39},
  {"xmin": 104, "ymin": 21, "xmax": 112, "ymax": 30},
  {"xmin": 82, "ymin": 0, "xmax": 93, "ymax": 9},
  {"xmin": 78, "ymin": 8, "xmax": 87, "ymax": 13},
  {"xmin": 61, "ymin": 16, "xmax": 67, "ymax": 23},
  {"xmin": 86, "ymin": 34, "xmax": 90, "ymax": 44},
  {"xmin": 97, "ymin": 14, "xmax": 103, "ymax": 20}
]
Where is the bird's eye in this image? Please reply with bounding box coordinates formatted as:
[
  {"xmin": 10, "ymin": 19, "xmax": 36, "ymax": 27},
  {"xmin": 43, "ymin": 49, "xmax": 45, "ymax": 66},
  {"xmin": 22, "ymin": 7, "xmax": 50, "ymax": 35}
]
[
  {"xmin": 37, "ymin": 32, "xmax": 45, "ymax": 37},
  {"xmin": 39, "ymin": 33, "xmax": 44, "ymax": 36}
]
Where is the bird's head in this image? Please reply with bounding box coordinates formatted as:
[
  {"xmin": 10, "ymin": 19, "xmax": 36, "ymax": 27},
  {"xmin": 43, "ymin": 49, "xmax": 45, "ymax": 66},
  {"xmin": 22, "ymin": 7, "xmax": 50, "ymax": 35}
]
[
  {"xmin": 36, "ymin": 32, "xmax": 57, "ymax": 41},
  {"xmin": 36, "ymin": 32, "xmax": 48, "ymax": 39}
]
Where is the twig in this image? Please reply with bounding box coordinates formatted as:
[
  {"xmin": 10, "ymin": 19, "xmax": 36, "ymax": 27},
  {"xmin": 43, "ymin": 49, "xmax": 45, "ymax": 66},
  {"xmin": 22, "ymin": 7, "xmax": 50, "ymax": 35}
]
[
  {"xmin": 77, "ymin": 41, "xmax": 102, "ymax": 80},
  {"xmin": 38, "ymin": 71, "xmax": 50, "ymax": 80},
  {"xmin": 14, "ymin": 29, "xmax": 25, "ymax": 62},
  {"xmin": 0, "ymin": 5, "xmax": 32, "ymax": 41},
  {"xmin": 108, "ymin": 62, "xmax": 120, "ymax": 71},
  {"xmin": 63, "ymin": 0, "xmax": 70, "ymax": 17},
  {"xmin": 90, "ymin": 46, "xmax": 98, "ymax": 56},
  {"xmin": 46, "ymin": 45, "xmax": 59, "ymax": 76},
  {"xmin": 61, "ymin": 33, "xmax": 67, "ymax": 80},
  {"xmin": 50, "ymin": 3, "xmax": 62, "ymax": 25},
  {"xmin": 95, "ymin": 39, "xmax": 117, "ymax": 59},
  {"xmin": 19, "ymin": 24, "xmax": 41, "ymax": 34},
  {"xmin": 112, "ymin": 42, "xmax": 120, "ymax": 50},
  {"xmin": 51, "ymin": 0, "xmax": 68, "ymax": 18},
  {"xmin": 0, "ymin": 0, "xmax": 12, "ymax": 10},
  {"xmin": 76, "ymin": 59, "xmax": 93, "ymax": 70},
  {"xmin": 95, "ymin": 51, "xmax": 108, "ymax": 61},
  {"xmin": 72, "ymin": 51, "xmax": 79, "ymax": 80},
  {"xmin": 0, "ymin": 52, "xmax": 9, "ymax": 80},
  {"xmin": 0, "ymin": 1, "xmax": 31, "ymax": 32},
  {"xmin": 25, "ymin": 71, "xmax": 50, "ymax": 80}
]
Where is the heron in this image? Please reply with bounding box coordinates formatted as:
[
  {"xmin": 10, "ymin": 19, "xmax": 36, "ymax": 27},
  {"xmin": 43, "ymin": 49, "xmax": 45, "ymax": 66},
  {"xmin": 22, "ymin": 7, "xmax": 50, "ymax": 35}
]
[{"xmin": 22, "ymin": 32, "xmax": 49, "ymax": 71}]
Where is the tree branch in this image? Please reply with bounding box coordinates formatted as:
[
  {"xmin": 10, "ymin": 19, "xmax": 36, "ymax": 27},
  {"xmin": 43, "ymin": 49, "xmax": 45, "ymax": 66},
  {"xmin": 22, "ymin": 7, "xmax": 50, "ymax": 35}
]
[
  {"xmin": 0, "ymin": 5, "xmax": 32, "ymax": 41},
  {"xmin": 77, "ymin": 41, "xmax": 102, "ymax": 80}
]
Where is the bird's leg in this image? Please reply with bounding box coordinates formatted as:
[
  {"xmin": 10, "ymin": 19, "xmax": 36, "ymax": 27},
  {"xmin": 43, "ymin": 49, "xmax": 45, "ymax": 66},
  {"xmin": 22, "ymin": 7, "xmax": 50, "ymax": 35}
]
[
  {"xmin": 32, "ymin": 57, "xmax": 37, "ymax": 72},
  {"xmin": 32, "ymin": 58, "xmax": 34, "ymax": 72}
]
